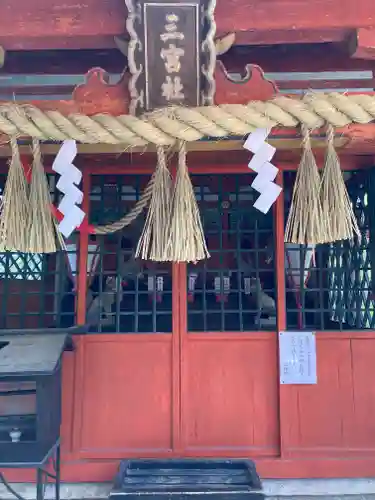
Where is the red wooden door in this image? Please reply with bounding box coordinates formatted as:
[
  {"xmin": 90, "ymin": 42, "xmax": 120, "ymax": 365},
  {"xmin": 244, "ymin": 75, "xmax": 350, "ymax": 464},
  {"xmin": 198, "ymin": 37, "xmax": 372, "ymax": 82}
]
[
  {"xmin": 65, "ymin": 170, "xmax": 281, "ymax": 461},
  {"xmin": 178, "ymin": 171, "xmax": 280, "ymax": 458},
  {"xmin": 69, "ymin": 173, "xmax": 181, "ymax": 458},
  {"xmin": 70, "ymin": 267, "xmax": 181, "ymax": 459}
]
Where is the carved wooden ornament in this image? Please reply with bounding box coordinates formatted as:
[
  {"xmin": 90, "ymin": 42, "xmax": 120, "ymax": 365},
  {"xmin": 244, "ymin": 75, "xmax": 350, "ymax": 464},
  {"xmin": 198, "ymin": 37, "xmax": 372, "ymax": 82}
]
[{"xmin": 125, "ymin": 0, "xmax": 217, "ymax": 114}]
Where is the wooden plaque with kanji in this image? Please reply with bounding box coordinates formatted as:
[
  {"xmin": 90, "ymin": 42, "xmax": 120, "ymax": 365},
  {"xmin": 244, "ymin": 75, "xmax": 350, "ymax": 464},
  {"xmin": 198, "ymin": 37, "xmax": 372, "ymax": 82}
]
[{"xmin": 126, "ymin": 0, "xmax": 216, "ymax": 114}]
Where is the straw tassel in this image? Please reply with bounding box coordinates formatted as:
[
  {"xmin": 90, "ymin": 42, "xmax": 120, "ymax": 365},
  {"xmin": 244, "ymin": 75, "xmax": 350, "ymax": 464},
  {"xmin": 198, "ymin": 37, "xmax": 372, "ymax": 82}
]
[
  {"xmin": 136, "ymin": 146, "xmax": 172, "ymax": 261},
  {"xmin": 27, "ymin": 139, "xmax": 65, "ymax": 253},
  {"xmin": 0, "ymin": 137, "xmax": 29, "ymax": 252},
  {"xmin": 163, "ymin": 141, "xmax": 210, "ymax": 263},
  {"xmin": 285, "ymin": 127, "xmax": 327, "ymax": 244},
  {"xmin": 320, "ymin": 125, "xmax": 360, "ymax": 242}
]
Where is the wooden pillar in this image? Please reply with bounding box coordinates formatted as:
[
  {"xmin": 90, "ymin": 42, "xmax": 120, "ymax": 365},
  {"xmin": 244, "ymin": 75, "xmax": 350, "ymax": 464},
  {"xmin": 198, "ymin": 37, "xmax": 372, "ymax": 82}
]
[{"xmin": 76, "ymin": 170, "xmax": 90, "ymax": 325}]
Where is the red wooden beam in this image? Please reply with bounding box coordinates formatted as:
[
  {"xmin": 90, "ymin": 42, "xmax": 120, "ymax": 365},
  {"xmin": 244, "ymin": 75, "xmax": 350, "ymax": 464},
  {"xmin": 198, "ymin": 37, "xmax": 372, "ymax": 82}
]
[
  {"xmin": 216, "ymin": 0, "xmax": 375, "ymax": 33},
  {"xmin": 3, "ymin": 35, "xmax": 119, "ymax": 51},
  {"xmin": 2, "ymin": 30, "xmax": 351, "ymax": 51},
  {"xmin": 235, "ymin": 29, "xmax": 351, "ymax": 46},
  {"xmin": 351, "ymin": 28, "xmax": 375, "ymax": 60},
  {"xmin": 0, "ymin": 0, "xmax": 373, "ymax": 51}
]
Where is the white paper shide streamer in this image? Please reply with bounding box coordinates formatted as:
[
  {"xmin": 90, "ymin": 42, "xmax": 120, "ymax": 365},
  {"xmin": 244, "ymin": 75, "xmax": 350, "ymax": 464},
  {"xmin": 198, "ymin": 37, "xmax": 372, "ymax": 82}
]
[
  {"xmin": 52, "ymin": 140, "xmax": 85, "ymax": 238},
  {"xmin": 243, "ymin": 129, "xmax": 282, "ymax": 214}
]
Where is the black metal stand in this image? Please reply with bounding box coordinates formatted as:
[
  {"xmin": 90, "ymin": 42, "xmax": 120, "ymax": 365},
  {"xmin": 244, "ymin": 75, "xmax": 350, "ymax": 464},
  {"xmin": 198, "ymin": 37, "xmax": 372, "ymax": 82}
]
[{"xmin": 0, "ymin": 444, "xmax": 61, "ymax": 500}]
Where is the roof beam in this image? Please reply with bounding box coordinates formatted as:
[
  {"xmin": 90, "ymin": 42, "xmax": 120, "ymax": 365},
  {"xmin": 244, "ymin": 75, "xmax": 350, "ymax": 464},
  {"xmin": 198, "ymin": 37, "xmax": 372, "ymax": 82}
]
[
  {"xmin": 0, "ymin": 0, "xmax": 373, "ymax": 51},
  {"xmin": 217, "ymin": 0, "xmax": 375, "ymax": 33},
  {"xmin": 2, "ymin": 30, "xmax": 351, "ymax": 51},
  {"xmin": 235, "ymin": 29, "xmax": 351, "ymax": 46}
]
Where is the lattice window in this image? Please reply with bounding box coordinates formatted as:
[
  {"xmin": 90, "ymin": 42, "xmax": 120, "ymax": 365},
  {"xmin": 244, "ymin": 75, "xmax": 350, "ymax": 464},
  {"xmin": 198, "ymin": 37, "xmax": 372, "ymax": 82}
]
[
  {"xmin": 0, "ymin": 252, "xmax": 44, "ymax": 281},
  {"xmin": 284, "ymin": 171, "xmax": 374, "ymax": 330},
  {"xmin": 187, "ymin": 173, "xmax": 276, "ymax": 332},
  {"xmin": 87, "ymin": 175, "xmax": 172, "ymax": 333},
  {"xmin": 0, "ymin": 174, "xmax": 50, "ymax": 281},
  {"xmin": 0, "ymin": 174, "xmax": 78, "ymax": 330},
  {"xmin": 328, "ymin": 183, "xmax": 374, "ymax": 329}
]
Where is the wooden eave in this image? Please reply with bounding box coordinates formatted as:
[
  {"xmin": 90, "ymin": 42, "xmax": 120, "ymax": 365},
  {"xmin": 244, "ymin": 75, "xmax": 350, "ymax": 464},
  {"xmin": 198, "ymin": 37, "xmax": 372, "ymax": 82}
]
[{"xmin": 0, "ymin": 0, "xmax": 374, "ymax": 52}]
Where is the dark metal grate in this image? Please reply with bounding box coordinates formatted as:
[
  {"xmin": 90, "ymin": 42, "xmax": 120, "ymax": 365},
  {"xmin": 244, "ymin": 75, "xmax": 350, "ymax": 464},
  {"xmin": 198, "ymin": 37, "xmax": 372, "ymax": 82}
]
[
  {"xmin": 187, "ymin": 174, "xmax": 276, "ymax": 332},
  {"xmin": 284, "ymin": 171, "xmax": 374, "ymax": 330},
  {"xmin": 87, "ymin": 175, "xmax": 172, "ymax": 333},
  {"xmin": 0, "ymin": 174, "xmax": 78, "ymax": 330}
]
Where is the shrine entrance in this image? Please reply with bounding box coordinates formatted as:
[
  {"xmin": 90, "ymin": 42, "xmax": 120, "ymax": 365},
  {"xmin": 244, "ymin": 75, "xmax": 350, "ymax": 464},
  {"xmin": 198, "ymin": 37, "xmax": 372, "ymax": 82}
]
[
  {"xmin": 65, "ymin": 168, "xmax": 280, "ymax": 459},
  {"xmin": 1, "ymin": 165, "xmax": 373, "ymax": 464}
]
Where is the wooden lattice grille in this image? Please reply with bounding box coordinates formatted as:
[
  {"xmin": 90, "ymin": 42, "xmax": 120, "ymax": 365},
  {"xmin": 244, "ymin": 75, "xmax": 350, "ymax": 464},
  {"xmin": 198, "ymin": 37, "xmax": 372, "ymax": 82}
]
[
  {"xmin": 187, "ymin": 173, "xmax": 276, "ymax": 332},
  {"xmin": 284, "ymin": 171, "xmax": 374, "ymax": 330},
  {"xmin": 0, "ymin": 174, "xmax": 78, "ymax": 329}
]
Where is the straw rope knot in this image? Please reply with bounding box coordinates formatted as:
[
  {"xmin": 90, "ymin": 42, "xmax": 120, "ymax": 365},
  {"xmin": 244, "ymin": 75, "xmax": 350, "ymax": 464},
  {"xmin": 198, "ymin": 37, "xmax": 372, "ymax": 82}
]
[{"xmin": 301, "ymin": 125, "xmax": 312, "ymax": 150}]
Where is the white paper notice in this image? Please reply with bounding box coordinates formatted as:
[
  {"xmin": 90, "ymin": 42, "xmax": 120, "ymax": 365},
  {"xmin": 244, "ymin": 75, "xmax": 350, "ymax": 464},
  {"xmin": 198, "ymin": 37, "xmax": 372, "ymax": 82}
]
[
  {"xmin": 279, "ymin": 331, "xmax": 317, "ymax": 385},
  {"xmin": 253, "ymin": 183, "xmax": 282, "ymax": 214}
]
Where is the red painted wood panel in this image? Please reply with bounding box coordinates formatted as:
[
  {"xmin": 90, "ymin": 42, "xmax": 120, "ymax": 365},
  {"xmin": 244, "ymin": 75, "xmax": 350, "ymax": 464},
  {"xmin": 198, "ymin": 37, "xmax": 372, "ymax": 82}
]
[
  {"xmin": 182, "ymin": 334, "xmax": 279, "ymax": 456},
  {"xmin": 280, "ymin": 334, "xmax": 375, "ymax": 457},
  {"xmin": 281, "ymin": 338, "xmax": 353, "ymax": 455},
  {"xmin": 5, "ymin": 333, "xmax": 375, "ymax": 480},
  {"xmin": 60, "ymin": 352, "xmax": 76, "ymax": 454},
  {"xmin": 77, "ymin": 336, "xmax": 173, "ymax": 456},
  {"xmin": 349, "ymin": 338, "xmax": 375, "ymax": 450}
]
